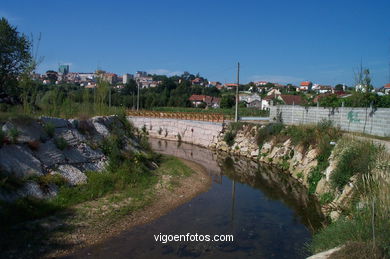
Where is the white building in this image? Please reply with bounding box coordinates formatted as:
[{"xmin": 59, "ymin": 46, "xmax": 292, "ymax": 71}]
[{"xmin": 123, "ymin": 73, "xmax": 134, "ymax": 84}]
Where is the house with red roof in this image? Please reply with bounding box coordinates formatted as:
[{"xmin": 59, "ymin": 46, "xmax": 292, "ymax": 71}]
[
  {"xmin": 261, "ymin": 94, "xmax": 305, "ymax": 109},
  {"xmin": 299, "ymin": 81, "xmax": 313, "ymax": 91},
  {"xmin": 384, "ymin": 83, "xmax": 390, "ymax": 94},
  {"xmin": 188, "ymin": 94, "xmax": 220, "ymax": 108}
]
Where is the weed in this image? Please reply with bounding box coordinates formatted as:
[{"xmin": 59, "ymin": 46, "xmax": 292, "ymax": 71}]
[
  {"xmin": 8, "ymin": 127, "xmax": 19, "ymax": 143},
  {"xmin": 224, "ymin": 131, "xmax": 236, "ymax": 147},
  {"xmin": 43, "ymin": 122, "xmax": 55, "ymax": 138},
  {"xmin": 256, "ymin": 123, "xmax": 284, "ymax": 147},
  {"xmin": 319, "ymin": 192, "xmax": 335, "ymax": 205},
  {"xmin": 54, "ymin": 137, "xmax": 68, "ymax": 150},
  {"xmin": 331, "ymin": 140, "xmax": 378, "ymax": 191}
]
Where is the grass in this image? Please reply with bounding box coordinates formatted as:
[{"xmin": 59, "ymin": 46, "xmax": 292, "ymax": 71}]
[
  {"xmin": 54, "ymin": 137, "xmax": 68, "ymax": 150},
  {"xmin": 43, "ymin": 122, "xmax": 55, "ymax": 138},
  {"xmin": 0, "ymin": 102, "xmax": 126, "ymax": 121},
  {"xmin": 256, "ymin": 122, "xmax": 284, "ymax": 147},
  {"xmin": 330, "ymin": 139, "xmax": 380, "ymax": 191},
  {"xmin": 0, "ymin": 155, "xmax": 194, "ymax": 228},
  {"xmin": 310, "ymin": 142, "xmax": 390, "ymax": 258}
]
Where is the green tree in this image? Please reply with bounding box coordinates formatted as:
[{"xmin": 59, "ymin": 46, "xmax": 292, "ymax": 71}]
[
  {"xmin": 220, "ymin": 94, "xmax": 235, "ymax": 108},
  {"xmin": 0, "ymin": 17, "xmax": 32, "ymax": 95},
  {"xmin": 334, "ymin": 84, "xmax": 344, "ymax": 91}
]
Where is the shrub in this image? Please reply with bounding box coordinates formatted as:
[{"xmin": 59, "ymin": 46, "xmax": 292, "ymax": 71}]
[
  {"xmin": 43, "ymin": 122, "xmax": 55, "ymax": 138},
  {"xmin": 256, "ymin": 123, "xmax": 284, "ymax": 147},
  {"xmin": 141, "ymin": 124, "xmax": 148, "ymax": 134},
  {"xmin": 319, "ymin": 192, "xmax": 335, "ymax": 205},
  {"xmin": 8, "ymin": 127, "xmax": 19, "ymax": 143},
  {"xmin": 224, "ymin": 131, "xmax": 236, "ymax": 147},
  {"xmin": 331, "ymin": 141, "xmax": 378, "ymax": 191},
  {"xmin": 54, "ymin": 137, "xmax": 68, "ymax": 150}
]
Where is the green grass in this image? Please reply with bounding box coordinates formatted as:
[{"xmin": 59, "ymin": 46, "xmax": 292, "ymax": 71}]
[
  {"xmin": 330, "ymin": 139, "xmax": 379, "ymax": 191},
  {"xmin": 0, "ymin": 102, "xmax": 126, "ymax": 121},
  {"xmin": 310, "ymin": 142, "xmax": 390, "ymax": 257},
  {"xmin": 157, "ymin": 156, "xmax": 194, "ymax": 177},
  {"xmin": 256, "ymin": 122, "xmax": 284, "ymax": 147}
]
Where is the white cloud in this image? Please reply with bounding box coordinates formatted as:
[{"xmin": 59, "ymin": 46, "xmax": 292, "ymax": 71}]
[
  {"xmin": 147, "ymin": 69, "xmax": 182, "ymax": 77},
  {"xmin": 249, "ymin": 75, "xmax": 304, "ymax": 84}
]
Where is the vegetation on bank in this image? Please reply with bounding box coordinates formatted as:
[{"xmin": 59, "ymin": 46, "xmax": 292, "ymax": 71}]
[
  {"xmin": 310, "ymin": 140, "xmax": 390, "ymax": 258},
  {"xmin": 223, "ymin": 120, "xmax": 390, "ymax": 257},
  {"xmin": 0, "ymin": 114, "xmax": 194, "ymax": 229}
]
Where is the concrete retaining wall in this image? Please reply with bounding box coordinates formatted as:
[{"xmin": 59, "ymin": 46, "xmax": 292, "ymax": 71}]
[
  {"xmin": 269, "ymin": 105, "xmax": 390, "ymax": 137},
  {"xmin": 127, "ymin": 117, "xmax": 223, "ymax": 147}
]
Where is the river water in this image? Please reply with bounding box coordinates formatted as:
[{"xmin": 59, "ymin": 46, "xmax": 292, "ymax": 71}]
[{"xmin": 66, "ymin": 139, "xmax": 324, "ymax": 259}]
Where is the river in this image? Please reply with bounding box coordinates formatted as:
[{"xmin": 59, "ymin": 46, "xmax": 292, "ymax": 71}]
[{"xmin": 65, "ymin": 138, "xmax": 325, "ymax": 259}]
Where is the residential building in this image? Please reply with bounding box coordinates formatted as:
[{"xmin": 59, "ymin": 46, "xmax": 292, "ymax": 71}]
[
  {"xmin": 248, "ymin": 99, "xmax": 262, "ymax": 108},
  {"xmin": 299, "ymin": 81, "xmax": 313, "ymax": 91},
  {"xmin": 191, "ymin": 78, "xmax": 204, "ymax": 86},
  {"xmin": 135, "ymin": 71, "xmax": 147, "ymax": 78},
  {"xmin": 123, "ymin": 73, "xmax": 134, "ymax": 84},
  {"xmin": 384, "ymin": 83, "xmax": 390, "ymax": 94},
  {"xmin": 255, "ymin": 81, "xmax": 269, "ymax": 86},
  {"xmin": 261, "ymin": 94, "xmax": 305, "ymax": 109},
  {"xmin": 239, "ymin": 92, "xmax": 261, "ymax": 105},
  {"xmin": 224, "ymin": 83, "xmax": 238, "ymax": 90},
  {"xmin": 58, "ymin": 64, "xmax": 69, "ymax": 75},
  {"xmin": 208, "ymin": 81, "xmax": 222, "ymax": 87},
  {"xmin": 188, "ymin": 94, "xmax": 220, "ymax": 108}
]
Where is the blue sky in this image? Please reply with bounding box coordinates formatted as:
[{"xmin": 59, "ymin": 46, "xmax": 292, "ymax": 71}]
[{"xmin": 1, "ymin": 0, "xmax": 390, "ymax": 86}]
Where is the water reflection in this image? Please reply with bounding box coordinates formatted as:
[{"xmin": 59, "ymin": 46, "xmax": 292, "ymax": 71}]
[{"xmin": 65, "ymin": 138, "xmax": 325, "ymax": 259}]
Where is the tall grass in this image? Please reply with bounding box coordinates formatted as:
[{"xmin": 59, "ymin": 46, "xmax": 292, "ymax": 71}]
[{"xmin": 310, "ymin": 143, "xmax": 390, "ymax": 257}]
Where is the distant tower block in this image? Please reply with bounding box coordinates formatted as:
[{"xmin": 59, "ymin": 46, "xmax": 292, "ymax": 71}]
[
  {"xmin": 123, "ymin": 73, "xmax": 134, "ymax": 84},
  {"xmin": 59, "ymin": 64, "xmax": 69, "ymax": 75}
]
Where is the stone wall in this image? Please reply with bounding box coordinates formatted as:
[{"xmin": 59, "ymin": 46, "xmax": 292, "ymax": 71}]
[
  {"xmin": 269, "ymin": 105, "xmax": 390, "ymax": 137},
  {"xmin": 127, "ymin": 117, "xmax": 223, "ymax": 147}
]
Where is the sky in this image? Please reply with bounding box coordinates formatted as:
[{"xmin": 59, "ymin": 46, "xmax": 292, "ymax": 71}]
[{"xmin": 1, "ymin": 0, "xmax": 390, "ymax": 86}]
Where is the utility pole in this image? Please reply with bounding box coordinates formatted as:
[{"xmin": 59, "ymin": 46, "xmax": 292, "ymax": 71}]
[
  {"xmin": 137, "ymin": 82, "xmax": 140, "ymax": 111},
  {"xmin": 235, "ymin": 62, "xmax": 240, "ymax": 122}
]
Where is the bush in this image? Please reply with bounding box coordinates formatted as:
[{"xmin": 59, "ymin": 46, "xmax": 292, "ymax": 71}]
[
  {"xmin": 256, "ymin": 123, "xmax": 284, "ymax": 147},
  {"xmin": 8, "ymin": 127, "xmax": 19, "ymax": 143},
  {"xmin": 54, "ymin": 137, "xmax": 68, "ymax": 150},
  {"xmin": 331, "ymin": 141, "xmax": 378, "ymax": 190},
  {"xmin": 43, "ymin": 122, "xmax": 55, "ymax": 138},
  {"xmin": 224, "ymin": 131, "xmax": 236, "ymax": 147},
  {"xmin": 319, "ymin": 192, "xmax": 335, "ymax": 205}
]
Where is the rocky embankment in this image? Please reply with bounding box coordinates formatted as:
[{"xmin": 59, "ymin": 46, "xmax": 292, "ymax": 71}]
[
  {"xmin": 0, "ymin": 115, "xmax": 139, "ymax": 202},
  {"xmin": 210, "ymin": 123, "xmax": 353, "ymax": 220}
]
